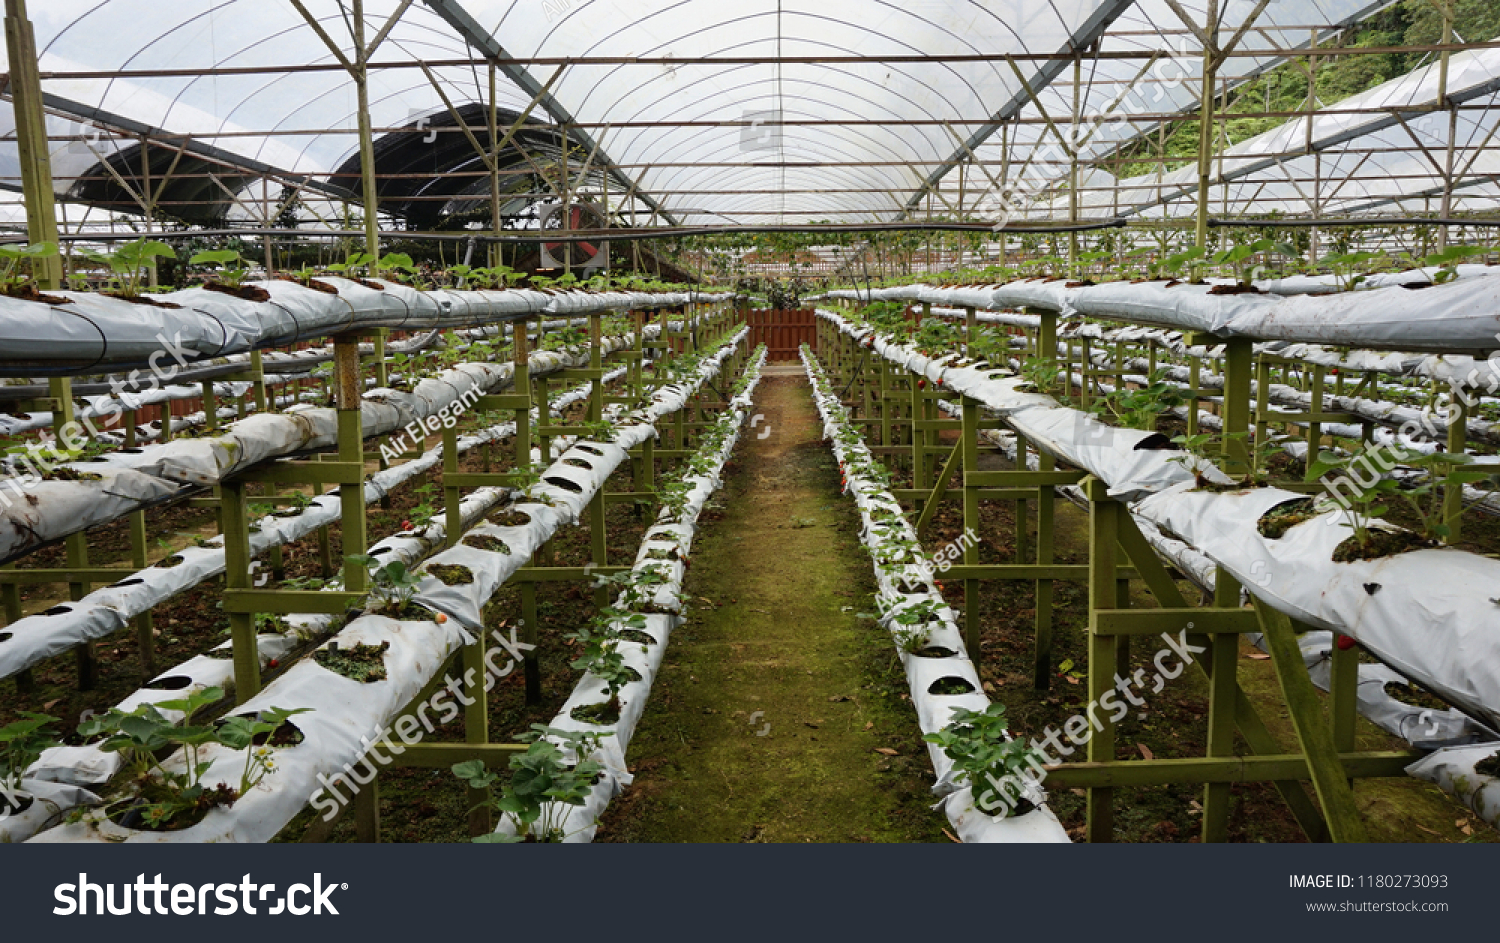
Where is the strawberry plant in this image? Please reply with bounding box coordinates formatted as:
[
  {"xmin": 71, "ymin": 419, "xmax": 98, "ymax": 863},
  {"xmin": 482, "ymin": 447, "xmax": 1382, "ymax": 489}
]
[
  {"xmin": 922, "ymin": 703, "xmax": 1039, "ymax": 817},
  {"xmin": 0, "ymin": 712, "xmax": 59, "ymax": 812},
  {"xmin": 453, "ymin": 725, "xmax": 609, "ymax": 842}
]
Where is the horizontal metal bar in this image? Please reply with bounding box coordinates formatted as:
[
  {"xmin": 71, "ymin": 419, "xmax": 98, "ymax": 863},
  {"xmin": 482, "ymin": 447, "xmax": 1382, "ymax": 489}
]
[
  {"xmin": 381, "ymin": 741, "xmax": 527, "ymax": 768},
  {"xmin": 473, "ymin": 394, "xmax": 531, "ymax": 411},
  {"xmin": 223, "ymin": 589, "xmax": 364, "ymax": 614},
  {"xmin": 1092, "ymin": 608, "xmax": 1261, "ymax": 636},
  {"xmin": 443, "ymin": 472, "xmax": 527, "ymax": 488},
  {"xmin": 1041, "ymin": 752, "xmax": 1418, "ymax": 789},
  {"xmin": 235, "ymin": 461, "xmax": 365, "ymax": 485},
  {"xmin": 510, "ymin": 566, "xmax": 629, "ymax": 582},
  {"xmin": 964, "ymin": 470, "xmax": 1087, "ymax": 487}
]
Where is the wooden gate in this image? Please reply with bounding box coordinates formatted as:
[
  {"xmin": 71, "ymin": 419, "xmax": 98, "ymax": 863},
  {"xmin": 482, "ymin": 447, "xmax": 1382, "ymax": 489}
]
[{"xmin": 744, "ymin": 308, "xmax": 816, "ymax": 361}]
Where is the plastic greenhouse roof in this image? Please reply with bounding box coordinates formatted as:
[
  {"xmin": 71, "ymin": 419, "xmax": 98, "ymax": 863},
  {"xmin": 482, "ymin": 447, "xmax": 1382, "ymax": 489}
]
[
  {"xmin": 0, "ymin": 0, "xmax": 1485, "ymax": 227},
  {"xmin": 1023, "ymin": 45, "xmax": 1500, "ymax": 220}
]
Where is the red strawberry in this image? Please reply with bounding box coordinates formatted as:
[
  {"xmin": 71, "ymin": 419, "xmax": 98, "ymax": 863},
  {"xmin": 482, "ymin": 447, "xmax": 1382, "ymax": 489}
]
[
  {"xmin": 917, "ymin": 379, "xmax": 927, "ymax": 390},
  {"xmin": 267, "ymin": 659, "xmax": 280, "ymax": 669},
  {"xmin": 401, "ymin": 519, "xmax": 412, "ymax": 530},
  {"xmin": 1335, "ymin": 634, "xmax": 1356, "ymax": 651}
]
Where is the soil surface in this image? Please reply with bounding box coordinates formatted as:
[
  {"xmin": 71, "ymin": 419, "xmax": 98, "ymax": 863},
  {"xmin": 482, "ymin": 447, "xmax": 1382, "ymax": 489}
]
[{"xmin": 596, "ymin": 370, "xmax": 949, "ymax": 842}]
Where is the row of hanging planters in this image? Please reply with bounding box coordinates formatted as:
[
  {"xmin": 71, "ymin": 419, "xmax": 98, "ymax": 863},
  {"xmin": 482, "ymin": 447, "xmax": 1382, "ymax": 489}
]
[
  {"xmin": 21, "ymin": 328, "xmax": 748, "ymax": 843},
  {"xmin": 0, "ymin": 317, "xmax": 672, "ymax": 570},
  {"xmin": 821, "ymin": 261, "xmax": 1500, "ymax": 351},
  {"xmin": 0, "ymin": 370, "xmax": 628, "ymax": 839},
  {"xmin": 801, "ymin": 345, "xmax": 1068, "ymax": 844},
  {"xmin": 926, "ymin": 395, "xmax": 1496, "ymax": 773},
  {"xmin": 0, "ymin": 267, "xmax": 732, "ymax": 376},
  {"xmin": 818, "ymin": 306, "xmax": 1500, "ymax": 829},
  {"xmin": 924, "ymin": 304, "xmax": 1500, "ymax": 447},
  {"xmin": 457, "ymin": 345, "xmax": 769, "ymax": 843}
]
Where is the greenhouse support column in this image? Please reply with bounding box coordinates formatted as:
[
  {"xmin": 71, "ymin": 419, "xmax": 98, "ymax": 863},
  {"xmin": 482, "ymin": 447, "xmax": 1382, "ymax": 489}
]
[
  {"xmin": 1437, "ymin": 3, "xmax": 1455, "ymax": 250},
  {"xmin": 589, "ymin": 312, "xmax": 608, "ymax": 610},
  {"xmin": 960, "ymin": 396, "xmax": 981, "ymax": 656},
  {"xmin": 443, "ymin": 402, "xmax": 462, "ymax": 549},
  {"xmin": 1033, "ymin": 310, "xmax": 1058, "ymax": 690},
  {"xmin": 1221, "ymin": 339, "xmax": 1252, "ymax": 476},
  {"xmin": 1084, "ymin": 476, "xmax": 1117, "ymax": 842},
  {"xmin": 4, "ymin": 0, "xmax": 63, "ymax": 289},
  {"xmin": 1202, "ymin": 564, "xmax": 1241, "ymax": 842},
  {"xmin": 1192, "ymin": 5, "xmax": 1220, "ymax": 250},
  {"xmin": 351, "ymin": 0, "xmax": 381, "ymax": 270},
  {"xmin": 514, "ymin": 317, "xmax": 541, "ymax": 704},
  {"xmin": 335, "ymin": 335, "xmax": 369, "ymax": 595},
  {"xmin": 130, "ymin": 509, "xmax": 155, "ymax": 677},
  {"xmin": 1254, "ymin": 357, "xmax": 1271, "ymax": 475},
  {"xmin": 1444, "ymin": 390, "xmax": 1468, "ymax": 544},
  {"xmin": 1307, "ymin": 365, "xmax": 1325, "ymax": 457},
  {"xmin": 221, "ymin": 475, "xmax": 259, "ymax": 704}
]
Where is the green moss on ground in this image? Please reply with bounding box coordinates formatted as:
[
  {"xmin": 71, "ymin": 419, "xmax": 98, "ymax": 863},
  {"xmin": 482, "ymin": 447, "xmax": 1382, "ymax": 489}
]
[{"xmin": 596, "ymin": 371, "xmax": 949, "ymax": 843}]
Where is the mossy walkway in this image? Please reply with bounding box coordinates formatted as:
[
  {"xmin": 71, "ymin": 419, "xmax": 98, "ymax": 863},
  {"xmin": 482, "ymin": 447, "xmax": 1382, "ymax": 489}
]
[{"xmin": 596, "ymin": 368, "xmax": 948, "ymax": 842}]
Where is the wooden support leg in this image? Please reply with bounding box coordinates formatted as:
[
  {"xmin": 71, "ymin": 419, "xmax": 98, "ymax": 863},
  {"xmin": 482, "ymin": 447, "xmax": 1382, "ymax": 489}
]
[
  {"xmin": 463, "ymin": 631, "xmax": 491, "ymax": 836},
  {"xmin": 130, "ymin": 508, "xmax": 155, "ymax": 677},
  {"xmin": 354, "ymin": 773, "xmax": 380, "ymax": 843},
  {"xmin": 1255, "ymin": 598, "xmax": 1367, "ymax": 842},
  {"xmin": 960, "ymin": 397, "xmax": 981, "ymax": 657},
  {"xmin": 1084, "ymin": 477, "xmax": 1117, "ymax": 842},
  {"xmin": 1201, "ymin": 566, "xmax": 1240, "ymax": 842}
]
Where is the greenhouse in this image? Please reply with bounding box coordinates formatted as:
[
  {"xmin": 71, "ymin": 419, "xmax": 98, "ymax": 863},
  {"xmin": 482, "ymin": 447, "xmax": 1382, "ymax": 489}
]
[{"xmin": 0, "ymin": 0, "xmax": 1498, "ymax": 852}]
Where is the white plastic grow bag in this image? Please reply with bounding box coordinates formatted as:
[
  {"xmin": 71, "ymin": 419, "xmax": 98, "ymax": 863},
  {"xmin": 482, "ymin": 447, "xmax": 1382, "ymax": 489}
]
[{"xmin": 803, "ymin": 347, "xmax": 1067, "ymax": 844}]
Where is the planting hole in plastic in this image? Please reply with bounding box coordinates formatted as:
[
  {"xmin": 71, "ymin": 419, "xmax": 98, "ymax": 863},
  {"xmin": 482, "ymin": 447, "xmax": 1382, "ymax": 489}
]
[
  {"xmin": 0, "ymin": 631, "xmax": 11, "ymax": 643},
  {"xmin": 911, "ymin": 646, "xmax": 958, "ymax": 659},
  {"xmin": 544, "ymin": 475, "xmax": 584, "ymax": 493},
  {"xmin": 1132, "ymin": 433, "xmax": 1174, "ymax": 451},
  {"xmin": 370, "ymin": 546, "xmax": 392, "ymax": 556},
  {"xmin": 224, "ymin": 712, "xmax": 306, "ymax": 748},
  {"xmin": 575, "ymin": 445, "xmax": 605, "ymax": 456},
  {"xmin": 563, "ymin": 457, "xmax": 594, "ymax": 470},
  {"xmin": 493, "ymin": 510, "xmax": 531, "ymax": 527},
  {"xmin": 108, "ymin": 578, "xmax": 145, "ymax": 589},
  {"xmin": 41, "ymin": 605, "xmax": 72, "ymax": 616},
  {"xmin": 928, "ymin": 676, "xmax": 976, "ymax": 696},
  {"xmin": 147, "ymin": 676, "xmax": 194, "ymax": 691}
]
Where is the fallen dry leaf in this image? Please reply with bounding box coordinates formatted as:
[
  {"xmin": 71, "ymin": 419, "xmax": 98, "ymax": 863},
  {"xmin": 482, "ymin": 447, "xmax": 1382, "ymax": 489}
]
[
  {"xmin": 863, "ymin": 721, "xmax": 874, "ymax": 730},
  {"xmin": 1247, "ymin": 652, "xmax": 1271, "ymax": 660},
  {"xmin": 942, "ymin": 828, "xmax": 961, "ymax": 844},
  {"xmin": 875, "ymin": 747, "xmax": 899, "ymax": 756},
  {"xmin": 1137, "ymin": 743, "xmax": 1155, "ymax": 761}
]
